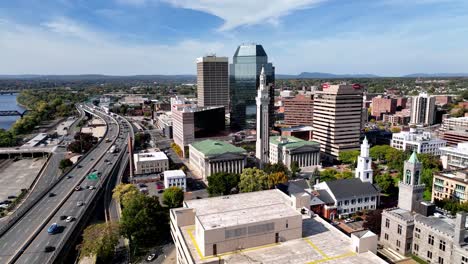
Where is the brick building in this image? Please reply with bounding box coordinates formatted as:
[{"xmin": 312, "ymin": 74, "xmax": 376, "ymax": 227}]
[
  {"xmin": 283, "ymin": 94, "xmax": 314, "ymax": 126},
  {"xmin": 371, "ymin": 96, "xmax": 397, "ymax": 119}
]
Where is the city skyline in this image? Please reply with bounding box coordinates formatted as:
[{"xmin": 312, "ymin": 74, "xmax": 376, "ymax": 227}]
[{"xmin": 1, "ymin": 0, "xmax": 468, "ymax": 75}]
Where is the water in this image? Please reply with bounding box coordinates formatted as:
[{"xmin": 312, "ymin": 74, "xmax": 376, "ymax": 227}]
[{"xmin": 0, "ymin": 94, "xmax": 26, "ymax": 130}]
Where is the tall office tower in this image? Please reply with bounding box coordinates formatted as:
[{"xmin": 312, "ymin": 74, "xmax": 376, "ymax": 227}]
[
  {"xmin": 312, "ymin": 83, "xmax": 364, "ymax": 160},
  {"xmin": 398, "ymin": 151, "xmax": 424, "ymax": 212},
  {"xmin": 355, "ymin": 137, "xmax": 373, "ymax": 183},
  {"xmin": 255, "ymin": 67, "xmax": 270, "ymax": 165},
  {"xmin": 196, "ymin": 55, "xmax": 229, "ymax": 110},
  {"xmin": 230, "ymin": 44, "xmax": 275, "ymax": 130},
  {"xmin": 410, "ymin": 92, "xmax": 436, "ymax": 126},
  {"xmin": 283, "ymin": 94, "xmax": 314, "ymax": 126}
]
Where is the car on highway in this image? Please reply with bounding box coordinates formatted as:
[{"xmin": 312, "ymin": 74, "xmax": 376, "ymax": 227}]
[
  {"xmin": 88, "ymin": 186, "xmax": 96, "ymax": 190},
  {"xmin": 74, "ymin": 186, "xmax": 82, "ymax": 191},
  {"xmin": 7, "ymin": 195, "xmax": 17, "ymax": 199},
  {"xmin": 66, "ymin": 175, "xmax": 73, "ymax": 179},
  {"xmin": 48, "ymin": 192, "xmax": 56, "ymax": 197},
  {"xmin": 146, "ymin": 253, "xmax": 157, "ymax": 262},
  {"xmin": 47, "ymin": 223, "xmax": 59, "ymax": 234},
  {"xmin": 44, "ymin": 246, "xmax": 55, "ymax": 252},
  {"xmin": 65, "ymin": 216, "xmax": 74, "ymax": 222},
  {"xmin": 77, "ymin": 201, "xmax": 84, "ymax": 207}
]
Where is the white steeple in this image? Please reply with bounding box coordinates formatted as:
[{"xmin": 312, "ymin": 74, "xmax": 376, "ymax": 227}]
[
  {"xmin": 256, "ymin": 66, "xmax": 270, "ymax": 165},
  {"xmin": 355, "ymin": 136, "xmax": 373, "ymax": 183}
]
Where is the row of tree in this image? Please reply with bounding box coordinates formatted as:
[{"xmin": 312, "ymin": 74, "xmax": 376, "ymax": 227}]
[{"xmin": 79, "ymin": 184, "xmax": 184, "ymax": 262}]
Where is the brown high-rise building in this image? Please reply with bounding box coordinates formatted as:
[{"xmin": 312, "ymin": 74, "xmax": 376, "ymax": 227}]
[
  {"xmin": 371, "ymin": 96, "xmax": 397, "ymax": 119},
  {"xmin": 283, "ymin": 94, "xmax": 314, "ymax": 126},
  {"xmin": 313, "ymin": 83, "xmax": 364, "ymax": 160},
  {"xmin": 196, "ymin": 55, "xmax": 229, "ymax": 110}
]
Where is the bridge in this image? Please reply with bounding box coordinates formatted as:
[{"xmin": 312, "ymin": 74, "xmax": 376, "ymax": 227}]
[{"xmin": 0, "ymin": 110, "xmax": 29, "ymax": 117}]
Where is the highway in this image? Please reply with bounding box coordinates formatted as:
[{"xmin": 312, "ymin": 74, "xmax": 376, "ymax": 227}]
[{"xmin": 0, "ymin": 105, "xmax": 132, "ymax": 264}]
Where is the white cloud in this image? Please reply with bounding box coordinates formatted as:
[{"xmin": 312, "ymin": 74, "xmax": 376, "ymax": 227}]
[
  {"xmin": 116, "ymin": 0, "xmax": 149, "ymax": 6},
  {"xmin": 162, "ymin": 0, "xmax": 326, "ymax": 31}
]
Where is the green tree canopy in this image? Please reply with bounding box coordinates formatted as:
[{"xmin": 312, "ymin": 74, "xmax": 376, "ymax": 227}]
[
  {"xmin": 207, "ymin": 172, "xmax": 240, "ymax": 197},
  {"xmin": 319, "ymin": 168, "xmax": 338, "ymax": 182},
  {"xmin": 375, "ymin": 173, "xmax": 397, "ymax": 195},
  {"xmin": 162, "ymin": 186, "xmax": 184, "ymax": 208},
  {"xmin": 339, "ymin": 150, "xmax": 360, "ymax": 166},
  {"xmin": 78, "ymin": 222, "xmax": 120, "ymax": 262},
  {"xmin": 239, "ymin": 168, "xmax": 269, "ymax": 193},
  {"xmin": 290, "ymin": 161, "xmax": 301, "ymax": 179},
  {"xmin": 268, "ymin": 171, "xmax": 289, "ymax": 189},
  {"xmin": 112, "ymin": 183, "xmax": 139, "ymax": 206},
  {"xmin": 59, "ymin": 158, "xmax": 73, "ymax": 172},
  {"xmin": 264, "ymin": 162, "xmax": 289, "ymax": 175}
]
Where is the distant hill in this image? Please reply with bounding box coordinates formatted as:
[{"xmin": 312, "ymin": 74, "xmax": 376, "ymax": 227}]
[
  {"xmin": 277, "ymin": 72, "xmax": 380, "ymax": 79},
  {"xmin": 402, "ymin": 73, "xmax": 468, "ymax": 78}
]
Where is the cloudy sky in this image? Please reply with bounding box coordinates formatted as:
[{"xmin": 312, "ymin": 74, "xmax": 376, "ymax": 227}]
[{"xmin": 1, "ymin": 0, "xmax": 467, "ymax": 76}]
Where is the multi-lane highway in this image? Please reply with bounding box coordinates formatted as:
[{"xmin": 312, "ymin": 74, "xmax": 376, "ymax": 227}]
[{"xmin": 0, "ymin": 105, "xmax": 132, "ymax": 264}]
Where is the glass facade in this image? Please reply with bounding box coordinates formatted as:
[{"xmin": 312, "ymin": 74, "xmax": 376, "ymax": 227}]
[{"xmin": 229, "ymin": 44, "xmax": 275, "ymax": 129}]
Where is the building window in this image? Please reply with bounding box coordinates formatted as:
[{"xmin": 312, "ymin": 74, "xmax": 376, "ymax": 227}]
[
  {"xmin": 428, "ymin": 235, "xmax": 434, "ymax": 245},
  {"xmin": 397, "ymin": 225, "xmax": 402, "ymax": 234},
  {"xmin": 439, "ymin": 240, "xmax": 445, "ymax": 251},
  {"xmin": 438, "ymin": 257, "xmax": 444, "ymax": 264},
  {"xmin": 371, "ymin": 196, "xmax": 376, "ymax": 201},
  {"xmin": 358, "ymin": 198, "xmax": 362, "ymax": 203},
  {"xmin": 384, "ymin": 233, "xmax": 389, "ymax": 240},
  {"xmin": 462, "ymin": 256, "xmax": 468, "ymax": 264},
  {"xmin": 396, "ymin": 240, "xmax": 401, "ymax": 247},
  {"xmin": 351, "ymin": 199, "xmax": 356, "ymax": 204},
  {"xmin": 364, "ymin": 197, "xmax": 369, "ymax": 202},
  {"xmin": 414, "ymin": 244, "xmax": 419, "ymax": 252},
  {"xmin": 427, "ymin": 251, "xmax": 432, "ymax": 259},
  {"xmin": 338, "ymin": 201, "xmax": 342, "ymax": 206},
  {"xmin": 344, "ymin": 200, "xmax": 349, "ymax": 205},
  {"xmin": 385, "ymin": 219, "xmax": 390, "ymax": 228}
]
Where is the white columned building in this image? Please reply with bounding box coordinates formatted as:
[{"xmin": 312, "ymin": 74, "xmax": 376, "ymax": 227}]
[
  {"xmin": 256, "ymin": 66, "xmax": 270, "ymax": 165},
  {"xmin": 355, "ymin": 137, "xmax": 373, "ymax": 183}
]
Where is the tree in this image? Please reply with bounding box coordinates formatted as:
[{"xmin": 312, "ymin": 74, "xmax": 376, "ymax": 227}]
[
  {"xmin": 59, "ymin": 158, "xmax": 73, "ymax": 172},
  {"xmin": 362, "ymin": 209, "xmax": 382, "ymax": 235},
  {"xmin": 338, "ymin": 150, "xmax": 360, "ymax": 166},
  {"xmin": 319, "ymin": 168, "xmax": 338, "ymax": 182},
  {"xmin": 171, "ymin": 142, "xmax": 183, "ymax": 157},
  {"xmin": 112, "ymin": 183, "xmax": 139, "ymax": 206},
  {"xmin": 239, "ymin": 168, "xmax": 269, "ymax": 193},
  {"xmin": 390, "ymin": 127, "xmax": 401, "ymax": 133},
  {"xmin": 369, "ymin": 145, "xmax": 392, "ymax": 162},
  {"xmin": 268, "ymin": 171, "xmax": 289, "ymax": 189},
  {"xmin": 207, "ymin": 172, "xmax": 240, "ymax": 197},
  {"xmin": 78, "ymin": 222, "xmax": 120, "ymax": 262},
  {"xmin": 162, "ymin": 187, "xmax": 184, "ymax": 208},
  {"xmin": 264, "ymin": 162, "xmax": 289, "ymax": 175},
  {"xmin": 290, "ymin": 161, "xmax": 301, "ymax": 179},
  {"xmin": 336, "ymin": 170, "xmax": 354, "ymax": 180},
  {"xmin": 375, "ymin": 173, "xmax": 397, "ymax": 195}
]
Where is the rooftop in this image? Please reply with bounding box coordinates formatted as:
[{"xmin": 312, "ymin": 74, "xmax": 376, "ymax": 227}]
[
  {"xmin": 436, "ymin": 169, "xmax": 468, "ymax": 183},
  {"xmin": 385, "ymin": 208, "xmax": 415, "ymax": 222},
  {"xmin": 190, "ymin": 139, "xmax": 246, "ymax": 157},
  {"xmin": 184, "ymin": 189, "xmax": 299, "ymax": 230},
  {"xmin": 233, "ymin": 44, "xmax": 267, "ymax": 57},
  {"xmin": 178, "ymin": 216, "xmax": 386, "ymax": 264},
  {"xmin": 414, "ymin": 214, "xmax": 455, "ymax": 236},
  {"xmin": 164, "ymin": 170, "xmax": 186, "ymax": 178},
  {"xmin": 319, "ymin": 178, "xmax": 380, "ymax": 200},
  {"xmin": 134, "ymin": 151, "xmax": 168, "ymax": 162},
  {"xmin": 270, "ymin": 136, "xmax": 320, "ymax": 150}
]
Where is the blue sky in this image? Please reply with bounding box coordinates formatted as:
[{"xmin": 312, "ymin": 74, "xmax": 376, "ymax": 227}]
[{"xmin": 0, "ymin": 0, "xmax": 467, "ymax": 76}]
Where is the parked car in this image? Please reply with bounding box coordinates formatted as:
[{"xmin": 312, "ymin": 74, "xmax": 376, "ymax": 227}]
[
  {"xmin": 344, "ymin": 218, "xmax": 354, "ymax": 224},
  {"xmin": 7, "ymin": 195, "xmax": 17, "ymax": 199},
  {"xmin": 158, "ymin": 190, "xmax": 164, "ymax": 194}
]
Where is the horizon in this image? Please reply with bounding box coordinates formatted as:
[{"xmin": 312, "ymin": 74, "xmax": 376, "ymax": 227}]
[{"xmin": 1, "ymin": 0, "xmax": 468, "ymax": 75}]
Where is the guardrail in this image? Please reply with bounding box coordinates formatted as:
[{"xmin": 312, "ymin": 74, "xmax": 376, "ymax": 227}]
[{"xmin": 0, "ymin": 106, "xmax": 90, "ymax": 237}]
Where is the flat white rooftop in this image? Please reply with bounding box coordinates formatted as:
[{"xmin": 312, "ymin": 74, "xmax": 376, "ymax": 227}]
[
  {"xmin": 134, "ymin": 151, "xmax": 168, "ymax": 162},
  {"xmin": 184, "ymin": 189, "xmax": 301, "ymax": 230},
  {"xmin": 164, "ymin": 169, "xmax": 186, "ymax": 178}
]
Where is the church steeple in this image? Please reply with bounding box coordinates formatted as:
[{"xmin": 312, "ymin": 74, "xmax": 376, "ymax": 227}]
[{"xmin": 355, "ymin": 136, "xmax": 373, "ymax": 183}]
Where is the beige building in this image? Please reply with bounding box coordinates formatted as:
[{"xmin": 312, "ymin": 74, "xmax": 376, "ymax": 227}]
[
  {"xmin": 410, "ymin": 92, "xmax": 436, "ymax": 126},
  {"xmin": 189, "ymin": 140, "xmax": 246, "ymax": 180},
  {"xmin": 312, "ymin": 83, "xmax": 364, "ymax": 159},
  {"xmin": 170, "ymin": 189, "xmax": 386, "ymax": 264},
  {"xmin": 133, "ymin": 151, "xmax": 169, "ymax": 174},
  {"xmin": 196, "ymin": 56, "xmax": 229, "ymax": 110},
  {"xmin": 269, "ymin": 136, "xmax": 320, "ymax": 170},
  {"xmin": 432, "ymin": 169, "xmax": 468, "ymax": 203}
]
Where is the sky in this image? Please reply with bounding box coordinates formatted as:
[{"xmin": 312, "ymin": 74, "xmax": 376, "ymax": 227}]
[{"xmin": 0, "ymin": 0, "xmax": 467, "ymax": 76}]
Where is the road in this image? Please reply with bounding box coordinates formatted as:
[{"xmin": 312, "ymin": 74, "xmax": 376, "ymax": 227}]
[{"xmin": 0, "ymin": 105, "xmax": 131, "ymax": 264}]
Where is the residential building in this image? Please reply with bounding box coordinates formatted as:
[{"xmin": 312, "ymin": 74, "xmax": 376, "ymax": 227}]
[
  {"xmin": 170, "ymin": 189, "xmax": 386, "ymax": 264},
  {"xmin": 355, "ymin": 137, "xmax": 373, "ymax": 184},
  {"xmin": 283, "ymin": 94, "xmax": 314, "ymax": 126},
  {"xmin": 410, "ymin": 92, "xmax": 436, "ymax": 125},
  {"xmin": 383, "ymin": 109, "xmax": 411, "ymax": 126},
  {"xmin": 391, "ymin": 127, "xmax": 446, "ymax": 155},
  {"xmin": 230, "ymin": 44, "xmax": 275, "ymax": 129},
  {"xmin": 189, "ymin": 140, "xmax": 246, "ymax": 180},
  {"xmin": 442, "ymin": 116, "xmax": 468, "ymax": 131},
  {"xmin": 371, "ymin": 96, "xmax": 397, "ymax": 119},
  {"xmin": 172, "ymin": 104, "xmax": 225, "ymax": 157},
  {"xmin": 441, "ymin": 117, "xmax": 468, "ymax": 145},
  {"xmin": 256, "ymin": 66, "xmax": 270, "ymax": 165},
  {"xmin": 196, "ymin": 55, "xmax": 229, "ymax": 110},
  {"xmin": 440, "ymin": 143, "xmax": 468, "ymax": 169},
  {"xmin": 281, "ymin": 125, "xmax": 314, "ymax": 141},
  {"xmin": 442, "ymin": 130, "xmax": 468, "ymax": 146},
  {"xmin": 133, "ymin": 151, "xmax": 169, "ymax": 174},
  {"xmin": 434, "ymin": 95, "xmax": 452, "ymax": 106},
  {"xmin": 269, "ymin": 136, "xmax": 320, "ymax": 170},
  {"xmin": 164, "ymin": 170, "xmax": 187, "ymax": 192},
  {"xmin": 432, "ymin": 169, "xmax": 468, "ymax": 203},
  {"xmin": 379, "ymin": 152, "xmax": 468, "ymax": 263},
  {"xmin": 312, "ymin": 83, "xmax": 364, "ymax": 160},
  {"xmin": 396, "ymin": 97, "xmax": 408, "ymax": 110}
]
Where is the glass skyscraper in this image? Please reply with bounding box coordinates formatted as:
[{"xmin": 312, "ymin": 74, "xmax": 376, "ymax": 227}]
[{"xmin": 229, "ymin": 44, "xmax": 275, "ymax": 130}]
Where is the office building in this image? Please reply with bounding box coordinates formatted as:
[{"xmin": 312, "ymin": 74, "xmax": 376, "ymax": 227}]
[
  {"xmin": 441, "ymin": 117, "xmax": 468, "ymax": 145},
  {"xmin": 283, "ymin": 94, "xmax": 314, "ymax": 126},
  {"xmin": 410, "ymin": 92, "xmax": 436, "ymax": 125},
  {"xmin": 440, "ymin": 143, "xmax": 468, "ymax": 170},
  {"xmin": 164, "ymin": 170, "xmax": 187, "ymax": 192},
  {"xmin": 172, "ymin": 104, "xmax": 225, "ymax": 157},
  {"xmin": 196, "ymin": 55, "xmax": 229, "ymax": 110},
  {"xmin": 230, "ymin": 44, "xmax": 275, "ymax": 129},
  {"xmin": 371, "ymin": 96, "xmax": 397, "ymax": 119},
  {"xmin": 133, "ymin": 151, "xmax": 169, "ymax": 174},
  {"xmin": 312, "ymin": 83, "xmax": 364, "ymax": 159},
  {"xmin": 383, "ymin": 109, "xmax": 411, "ymax": 126},
  {"xmin": 432, "ymin": 168, "xmax": 468, "ymax": 203},
  {"xmin": 269, "ymin": 136, "xmax": 320, "ymax": 170},
  {"xmin": 170, "ymin": 189, "xmax": 386, "ymax": 264},
  {"xmin": 256, "ymin": 66, "xmax": 270, "ymax": 165},
  {"xmin": 391, "ymin": 127, "xmax": 446, "ymax": 155},
  {"xmin": 189, "ymin": 140, "xmax": 246, "ymax": 180}
]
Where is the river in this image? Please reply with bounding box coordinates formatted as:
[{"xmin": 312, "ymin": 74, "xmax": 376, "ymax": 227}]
[{"xmin": 0, "ymin": 94, "xmax": 26, "ymax": 130}]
